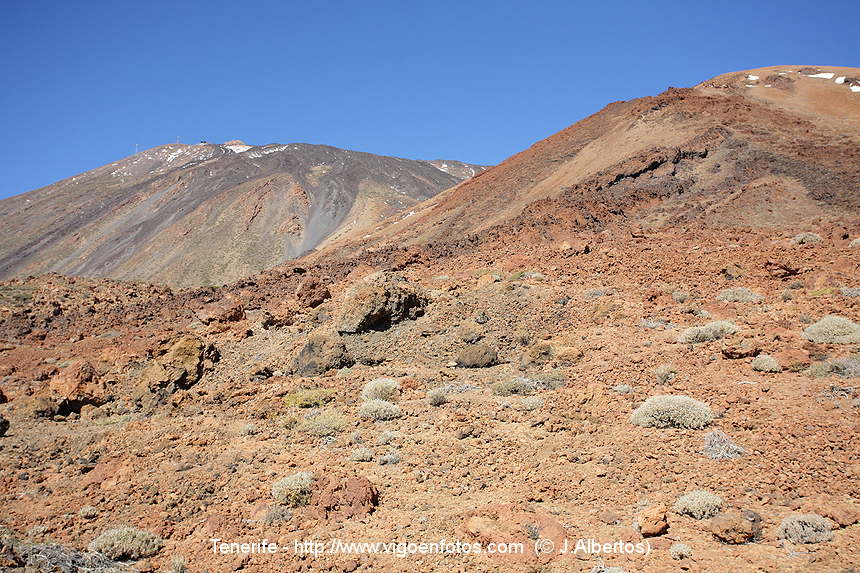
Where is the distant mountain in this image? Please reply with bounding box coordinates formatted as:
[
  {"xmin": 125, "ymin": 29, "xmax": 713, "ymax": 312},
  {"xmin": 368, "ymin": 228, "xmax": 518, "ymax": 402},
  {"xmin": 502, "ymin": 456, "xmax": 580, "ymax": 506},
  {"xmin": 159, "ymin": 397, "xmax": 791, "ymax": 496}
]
[{"xmin": 0, "ymin": 141, "xmax": 485, "ymax": 287}]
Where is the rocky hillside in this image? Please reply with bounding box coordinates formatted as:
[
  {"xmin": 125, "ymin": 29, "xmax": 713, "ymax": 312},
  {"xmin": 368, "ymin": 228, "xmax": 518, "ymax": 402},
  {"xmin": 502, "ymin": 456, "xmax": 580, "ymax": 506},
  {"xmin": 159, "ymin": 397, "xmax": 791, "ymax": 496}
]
[
  {"xmin": 0, "ymin": 67, "xmax": 859, "ymax": 572},
  {"xmin": 319, "ymin": 65, "xmax": 860, "ymax": 263},
  {"xmin": 0, "ymin": 142, "xmax": 484, "ymax": 288}
]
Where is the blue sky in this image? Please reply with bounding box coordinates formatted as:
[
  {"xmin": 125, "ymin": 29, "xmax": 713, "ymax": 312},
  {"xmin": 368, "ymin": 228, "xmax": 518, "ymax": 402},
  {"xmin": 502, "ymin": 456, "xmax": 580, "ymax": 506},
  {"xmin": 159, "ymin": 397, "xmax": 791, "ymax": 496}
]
[{"xmin": 1, "ymin": 0, "xmax": 857, "ymax": 199}]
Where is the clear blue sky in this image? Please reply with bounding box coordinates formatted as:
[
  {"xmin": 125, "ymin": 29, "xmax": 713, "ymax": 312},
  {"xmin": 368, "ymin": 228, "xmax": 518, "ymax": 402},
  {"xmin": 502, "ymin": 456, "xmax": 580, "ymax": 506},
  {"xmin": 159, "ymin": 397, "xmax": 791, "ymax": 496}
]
[{"xmin": 1, "ymin": 0, "xmax": 857, "ymax": 199}]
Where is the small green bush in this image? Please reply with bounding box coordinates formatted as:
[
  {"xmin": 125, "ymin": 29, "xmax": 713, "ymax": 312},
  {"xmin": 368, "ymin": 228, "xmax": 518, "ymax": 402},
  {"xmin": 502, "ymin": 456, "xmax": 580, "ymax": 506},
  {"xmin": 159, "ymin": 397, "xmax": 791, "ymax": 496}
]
[
  {"xmin": 669, "ymin": 543, "xmax": 692, "ymax": 560},
  {"xmin": 703, "ymin": 430, "xmax": 744, "ymax": 459},
  {"xmin": 801, "ymin": 315, "xmax": 860, "ymax": 344},
  {"xmin": 675, "ymin": 490, "xmax": 723, "ymax": 519},
  {"xmin": 672, "ymin": 291, "xmax": 690, "ymax": 303},
  {"xmin": 78, "ymin": 505, "xmax": 99, "ymax": 519},
  {"xmin": 350, "ymin": 447, "xmax": 374, "ymax": 462},
  {"xmin": 88, "ymin": 527, "xmax": 162, "ymax": 560},
  {"xmin": 520, "ymin": 396, "xmax": 545, "ymax": 411},
  {"xmin": 297, "ymin": 410, "xmax": 349, "ymax": 436},
  {"xmin": 492, "ymin": 378, "xmax": 534, "ymax": 396},
  {"xmin": 378, "ymin": 451, "xmax": 402, "ymax": 465},
  {"xmin": 631, "ymin": 395, "xmax": 713, "ymax": 429},
  {"xmin": 271, "ymin": 471, "xmax": 314, "ymax": 507},
  {"xmin": 359, "ymin": 399, "xmax": 402, "ymax": 421},
  {"xmin": 360, "ymin": 378, "xmax": 401, "ymax": 401},
  {"xmin": 716, "ymin": 287, "xmax": 764, "ymax": 303},
  {"xmin": 655, "ymin": 364, "xmax": 677, "ymax": 384},
  {"xmin": 239, "ymin": 423, "xmax": 259, "ymax": 435},
  {"xmin": 264, "ymin": 505, "xmax": 292, "ymax": 524},
  {"xmin": 677, "ymin": 321, "xmax": 739, "ymax": 344},
  {"xmin": 790, "ymin": 232, "xmax": 822, "ymax": 245},
  {"xmin": 283, "ymin": 388, "xmax": 335, "ymax": 408},
  {"xmin": 428, "ymin": 388, "xmax": 449, "ymax": 406},
  {"xmin": 751, "ymin": 354, "xmax": 782, "ymax": 372},
  {"xmin": 777, "ymin": 514, "xmax": 833, "ymax": 544}
]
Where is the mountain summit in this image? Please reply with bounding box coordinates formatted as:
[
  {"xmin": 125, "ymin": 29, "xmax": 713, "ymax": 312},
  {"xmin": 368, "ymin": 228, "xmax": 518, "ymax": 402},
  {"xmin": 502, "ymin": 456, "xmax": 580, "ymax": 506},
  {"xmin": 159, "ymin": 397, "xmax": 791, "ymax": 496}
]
[{"xmin": 0, "ymin": 142, "xmax": 484, "ymax": 287}]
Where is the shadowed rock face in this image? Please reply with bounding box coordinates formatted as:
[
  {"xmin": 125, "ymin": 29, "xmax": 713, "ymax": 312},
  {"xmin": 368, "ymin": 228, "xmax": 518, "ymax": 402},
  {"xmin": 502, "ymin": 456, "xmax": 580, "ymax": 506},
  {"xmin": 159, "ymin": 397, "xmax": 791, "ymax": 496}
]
[{"xmin": 0, "ymin": 142, "xmax": 484, "ymax": 287}]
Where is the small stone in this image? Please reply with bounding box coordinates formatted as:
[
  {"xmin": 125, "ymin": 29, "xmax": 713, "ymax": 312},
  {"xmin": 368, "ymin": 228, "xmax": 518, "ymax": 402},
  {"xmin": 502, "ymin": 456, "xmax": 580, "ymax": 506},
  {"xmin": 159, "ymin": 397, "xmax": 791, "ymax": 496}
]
[
  {"xmin": 476, "ymin": 273, "xmax": 502, "ymax": 288},
  {"xmin": 710, "ymin": 510, "xmax": 762, "ymax": 544},
  {"xmin": 637, "ymin": 505, "xmax": 668, "ymax": 537},
  {"xmin": 455, "ymin": 345, "xmax": 497, "ymax": 368}
]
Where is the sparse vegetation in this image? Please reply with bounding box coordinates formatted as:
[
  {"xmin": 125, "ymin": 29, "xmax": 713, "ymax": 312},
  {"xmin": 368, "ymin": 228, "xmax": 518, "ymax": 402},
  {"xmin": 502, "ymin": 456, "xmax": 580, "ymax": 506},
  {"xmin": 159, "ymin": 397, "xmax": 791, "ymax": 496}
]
[
  {"xmin": 350, "ymin": 448, "xmax": 374, "ymax": 462},
  {"xmin": 631, "ymin": 395, "xmax": 713, "ymax": 429},
  {"xmin": 360, "ymin": 378, "xmax": 400, "ymax": 401},
  {"xmin": 850, "ymin": 238, "xmax": 860, "ymax": 248},
  {"xmin": 283, "ymin": 388, "xmax": 335, "ymax": 408},
  {"xmin": 359, "ymin": 399, "xmax": 402, "ymax": 421},
  {"xmin": 823, "ymin": 356, "xmax": 860, "ymax": 378},
  {"xmin": 777, "ymin": 514, "xmax": 833, "ymax": 544},
  {"xmin": 264, "ymin": 505, "xmax": 292, "ymax": 524},
  {"xmin": 492, "ymin": 378, "xmax": 534, "ymax": 396},
  {"xmin": 672, "ymin": 291, "xmax": 690, "ymax": 303},
  {"xmin": 669, "ymin": 542, "xmax": 692, "ymax": 560},
  {"xmin": 169, "ymin": 555, "xmax": 188, "ymax": 573},
  {"xmin": 675, "ymin": 490, "xmax": 723, "ymax": 519},
  {"xmin": 88, "ymin": 527, "xmax": 162, "ymax": 560},
  {"xmin": 655, "ymin": 364, "xmax": 677, "ymax": 384},
  {"xmin": 703, "ymin": 430, "xmax": 744, "ymax": 459},
  {"xmin": 428, "ymin": 388, "xmax": 449, "ymax": 406},
  {"xmin": 840, "ymin": 287, "xmax": 860, "ymax": 297},
  {"xmin": 378, "ymin": 450, "xmax": 401, "ymax": 465},
  {"xmin": 520, "ymin": 396, "xmax": 544, "ymax": 411},
  {"xmin": 612, "ymin": 383, "xmax": 633, "ymax": 394},
  {"xmin": 801, "ymin": 315, "xmax": 860, "ymax": 344},
  {"xmin": 378, "ymin": 430, "xmax": 398, "ymax": 444},
  {"xmin": 677, "ymin": 320, "xmax": 739, "ymax": 344},
  {"xmin": 716, "ymin": 287, "xmax": 763, "ymax": 303},
  {"xmin": 271, "ymin": 471, "xmax": 314, "ymax": 507},
  {"xmin": 239, "ymin": 423, "xmax": 259, "ymax": 435},
  {"xmin": 78, "ymin": 505, "xmax": 99, "ymax": 519},
  {"xmin": 297, "ymin": 410, "xmax": 349, "ymax": 436},
  {"xmin": 790, "ymin": 232, "xmax": 823, "ymax": 245},
  {"xmin": 751, "ymin": 354, "xmax": 781, "ymax": 372}
]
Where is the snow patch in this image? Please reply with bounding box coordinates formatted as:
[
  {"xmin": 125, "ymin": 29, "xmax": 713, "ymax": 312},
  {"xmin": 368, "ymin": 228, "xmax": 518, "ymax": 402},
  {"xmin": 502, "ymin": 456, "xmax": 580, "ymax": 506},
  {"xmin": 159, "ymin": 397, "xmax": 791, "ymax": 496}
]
[
  {"xmin": 851, "ymin": 85, "xmax": 860, "ymax": 93},
  {"xmin": 808, "ymin": 72, "xmax": 835, "ymax": 79},
  {"xmin": 835, "ymin": 76, "xmax": 846, "ymax": 84},
  {"xmin": 225, "ymin": 144, "xmax": 251, "ymax": 153},
  {"xmin": 746, "ymin": 75, "xmax": 759, "ymax": 81}
]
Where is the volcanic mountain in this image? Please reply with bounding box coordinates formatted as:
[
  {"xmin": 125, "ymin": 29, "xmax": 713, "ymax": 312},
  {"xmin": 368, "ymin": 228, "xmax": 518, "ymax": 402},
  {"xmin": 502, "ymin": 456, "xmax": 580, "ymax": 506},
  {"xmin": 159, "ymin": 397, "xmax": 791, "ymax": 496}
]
[
  {"xmin": 0, "ymin": 142, "xmax": 484, "ymax": 287},
  {"xmin": 313, "ymin": 65, "xmax": 860, "ymax": 268}
]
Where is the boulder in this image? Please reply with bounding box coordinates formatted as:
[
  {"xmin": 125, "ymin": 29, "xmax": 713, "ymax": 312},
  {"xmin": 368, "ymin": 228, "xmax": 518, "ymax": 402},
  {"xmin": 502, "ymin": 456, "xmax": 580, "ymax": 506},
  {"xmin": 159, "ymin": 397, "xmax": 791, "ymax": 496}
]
[
  {"xmin": 195, "ymin": 296, "xmax": 245, "ymax": 325},
  {"xmin": 292, "ymin": 334, "xmax": 353, "ymax": 376},
  {"xmin": 455, "ymin": 344, "xmax": 498, "ymax": 368},
  {"xmin": 139, "ymin": 335, "xmax": 219, "ymax": 393},
  {"xmin": 0, "ymin": 415, "xmax": 8, "ymax": 437},
  {"xmin": 637, "ymin": 505, "xmax": 668, "ymax": 537},
  {"xmin": 710, "ymin": 510, "xmax": 762, "ymax": 544},
  {"xmin": 308, "ymin": 475, "xmax": 379, "ymax": 520},
  {"xmin": 294, "ymin": 276, "xmax": 331, "ymax": 308},
  {"xmin": 337, "ymin": 272, "xmax": 428, "ymax": 334},
  {"xmin": 49, "ymin": 361, "xmax": 106, "ymax": 408}
]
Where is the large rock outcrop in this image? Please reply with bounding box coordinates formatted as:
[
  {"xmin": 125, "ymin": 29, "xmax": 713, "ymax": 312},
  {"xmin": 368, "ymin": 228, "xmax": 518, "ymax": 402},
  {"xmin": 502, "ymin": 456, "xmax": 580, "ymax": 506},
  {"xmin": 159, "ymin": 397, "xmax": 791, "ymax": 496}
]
[{"xmin": 337, "ymin": 272, "xmax": 429, "ymax": 334}]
